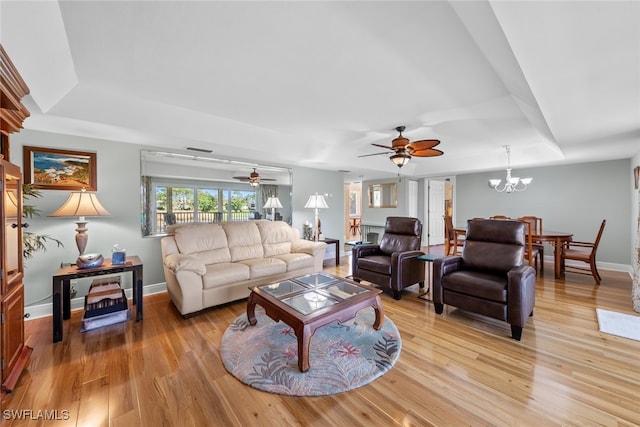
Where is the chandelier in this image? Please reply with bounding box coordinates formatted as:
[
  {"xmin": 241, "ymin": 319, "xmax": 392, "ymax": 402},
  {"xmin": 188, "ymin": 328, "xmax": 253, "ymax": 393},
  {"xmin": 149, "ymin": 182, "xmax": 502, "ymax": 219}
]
[{"xmin": 488, "ymin": 145, "xmax": 532, "ymax": 193}]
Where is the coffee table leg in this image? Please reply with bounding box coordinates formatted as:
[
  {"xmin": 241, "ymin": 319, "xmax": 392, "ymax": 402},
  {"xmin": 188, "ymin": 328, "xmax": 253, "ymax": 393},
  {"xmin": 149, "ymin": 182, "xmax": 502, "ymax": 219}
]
[
  {"xmin": 296, "ymin": 324, "xmax": 312, "ymax": 372},
  {"xmin": 372, "ymin": 295, "xmax": 385, "ymax": 330},
  {"xmin": 247, "ymin": 292, "xmax": 257, "ymax": 326}
]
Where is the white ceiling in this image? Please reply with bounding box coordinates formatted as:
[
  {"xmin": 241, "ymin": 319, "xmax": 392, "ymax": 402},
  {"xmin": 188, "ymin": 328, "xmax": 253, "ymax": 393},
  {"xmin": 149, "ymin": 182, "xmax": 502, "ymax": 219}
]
[{"xmin": 1, "ymin": 1, "xmax": 638, "ymax": 182}]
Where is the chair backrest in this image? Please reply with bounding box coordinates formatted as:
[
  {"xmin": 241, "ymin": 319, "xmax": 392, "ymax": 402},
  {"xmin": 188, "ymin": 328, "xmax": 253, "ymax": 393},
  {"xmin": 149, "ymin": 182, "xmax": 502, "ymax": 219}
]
[
  {"xmin": 518, "ymin": 216, "xmax": 542, "ymax": 234},
  {"xmin": 592, "ymin": 219, "xmax": 606, "ymax": 250},
  {"xmin": 462, "ymin": 219, "xmax": 525, "ymax": 272},
  {"xmin": 490, "ymin": 215, "xmax": 510, "ymax": 220},
  {"xmin": 444, "ymin": 215, "xmax": 454, "ymax": 240},
  {"xmin": 379, "ymin": 217, "xmax": 422, "ymax": 255},
  {"xmin": 517, "ymin": 219, "xmax": 535, "ymax": 265},
  {"xmin": 164, "ymin": 213, "xmax": 177, "ymax": 225}
]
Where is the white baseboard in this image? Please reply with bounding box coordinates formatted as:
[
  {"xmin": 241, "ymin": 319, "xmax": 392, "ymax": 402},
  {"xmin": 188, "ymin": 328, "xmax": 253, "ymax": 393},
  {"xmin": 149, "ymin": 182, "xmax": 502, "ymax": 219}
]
[
  {"xmin": 24, "ymin": 282, "xmax": 168, "ymax": 321},
  {"xmin": 543, "ymin": 255, "xmax": 632, "ymax": 274}
]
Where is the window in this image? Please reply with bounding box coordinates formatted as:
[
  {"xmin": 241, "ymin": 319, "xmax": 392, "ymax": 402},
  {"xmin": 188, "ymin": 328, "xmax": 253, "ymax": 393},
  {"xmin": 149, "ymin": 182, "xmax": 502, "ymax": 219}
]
[{"xmin": 148, "ymin": 180, "xmax": 258, "ymax": 234}]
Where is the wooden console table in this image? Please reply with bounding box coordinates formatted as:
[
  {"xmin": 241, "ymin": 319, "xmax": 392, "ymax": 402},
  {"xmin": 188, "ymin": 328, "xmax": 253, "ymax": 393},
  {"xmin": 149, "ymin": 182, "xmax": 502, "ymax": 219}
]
[{"xmin": 52, "ymin": 256, "xmax": 143, "ymax": 343}]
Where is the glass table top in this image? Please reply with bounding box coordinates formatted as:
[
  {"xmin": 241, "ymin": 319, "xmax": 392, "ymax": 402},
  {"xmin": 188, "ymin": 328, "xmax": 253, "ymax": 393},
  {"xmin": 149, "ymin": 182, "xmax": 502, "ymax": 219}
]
[
  {"xmin": 256, "ymin": 273, "xmax": 375, "ymax": 316},
  {"xmin": 295, "ymin": 272, "xmax": 337, "ymax": 287}
]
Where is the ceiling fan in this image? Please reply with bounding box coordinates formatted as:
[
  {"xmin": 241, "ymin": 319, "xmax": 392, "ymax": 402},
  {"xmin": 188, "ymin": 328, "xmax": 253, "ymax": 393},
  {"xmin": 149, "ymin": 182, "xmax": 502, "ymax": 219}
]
[
  {"xmin": 232, "ymin": 168, "xmax": 276, "ymax": 187},
  {"xmin": 359, "ymin": 126, "xmax": 443, "ymax": 168}
]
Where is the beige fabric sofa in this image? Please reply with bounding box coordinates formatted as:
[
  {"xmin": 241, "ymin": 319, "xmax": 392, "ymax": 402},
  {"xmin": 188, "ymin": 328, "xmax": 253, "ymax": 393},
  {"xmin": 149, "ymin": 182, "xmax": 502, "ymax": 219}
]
[{"xmin": 161, "ymin": 220, "xmax": 327, "ymax": 316}]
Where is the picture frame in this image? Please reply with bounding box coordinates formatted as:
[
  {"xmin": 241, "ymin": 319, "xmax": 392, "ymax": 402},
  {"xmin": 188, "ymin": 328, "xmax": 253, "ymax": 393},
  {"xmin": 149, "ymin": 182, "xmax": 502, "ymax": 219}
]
[
  {"xmin": 635, "ymin": 165, "xmax": 640, "ymax": 190},
  {"xmin": 23, "ymin": 146, "xmax": 97, "ymax": 191}
]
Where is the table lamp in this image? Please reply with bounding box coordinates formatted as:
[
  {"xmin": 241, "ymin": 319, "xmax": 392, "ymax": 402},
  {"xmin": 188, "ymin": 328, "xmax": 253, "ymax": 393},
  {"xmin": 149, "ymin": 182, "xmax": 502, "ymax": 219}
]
[
  {"xmin": 304, "ymin": 193, "xmax": 329, "ymax": 241},
  {"xmin": 49, "ymin": 189, "xmax": 111, "ymax": 268},
  {"xmin": 263, "ymin": 196, "xmax": 283, "ymax": 221}
]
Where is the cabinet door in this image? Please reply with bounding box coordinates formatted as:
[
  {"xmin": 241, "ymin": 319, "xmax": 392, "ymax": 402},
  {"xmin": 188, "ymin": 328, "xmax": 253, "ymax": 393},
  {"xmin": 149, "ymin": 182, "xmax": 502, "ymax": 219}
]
[
  {"xmin": 1, "ymin": 161, "xmax": 23, "ymax": 295},
  {"xmin": 1, "ymin": 283, "xmax": 25, "ymax": 383}
]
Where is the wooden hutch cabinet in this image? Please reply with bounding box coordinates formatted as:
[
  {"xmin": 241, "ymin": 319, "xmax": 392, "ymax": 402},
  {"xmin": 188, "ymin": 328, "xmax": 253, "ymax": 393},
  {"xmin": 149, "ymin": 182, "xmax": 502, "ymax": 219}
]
[{"xmin": 0, "ymin": 44, "xmax": 33, "ymax": 403}]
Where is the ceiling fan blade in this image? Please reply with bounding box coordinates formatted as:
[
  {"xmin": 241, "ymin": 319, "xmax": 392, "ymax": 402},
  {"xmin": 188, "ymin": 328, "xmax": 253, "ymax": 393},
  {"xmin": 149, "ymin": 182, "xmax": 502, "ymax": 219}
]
[
  {"xmin": 232, "ymin": 176, "xmax": 251, "ymax": 180},
  {"xmin": 406, "ymin": 139, "xmax": 441, "ymax": 151},
  {"xmin": 411, "ymin": 148, "xmax": 444, "ymax": 157},
  {"xmin": 371, "ymin": 143, "xmax": 395, "ymax": 150},
  {"xmin": 358, "ymin": 152, "xmax": 389, "ymax": 158},
  {"xmin": 260, "ymin": 178, "xmax": 277, "ymax": 181}
]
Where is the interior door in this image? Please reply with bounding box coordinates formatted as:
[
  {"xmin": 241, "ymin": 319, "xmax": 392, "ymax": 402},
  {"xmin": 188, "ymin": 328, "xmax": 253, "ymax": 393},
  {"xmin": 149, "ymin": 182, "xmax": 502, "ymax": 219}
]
[{"xmin": 426, "ymin": 180, "xmax": 445, "ymax": 247}]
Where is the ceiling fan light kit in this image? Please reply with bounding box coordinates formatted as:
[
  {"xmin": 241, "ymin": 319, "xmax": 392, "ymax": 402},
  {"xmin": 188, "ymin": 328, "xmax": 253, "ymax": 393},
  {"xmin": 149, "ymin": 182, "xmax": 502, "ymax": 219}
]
[
  {"xmin": 390, "ymin": 152, "xmax": 411, "ymax": 167},
  {"xmin": 232, "ymin": 168, "xmax": 276, "ymax": 187}
]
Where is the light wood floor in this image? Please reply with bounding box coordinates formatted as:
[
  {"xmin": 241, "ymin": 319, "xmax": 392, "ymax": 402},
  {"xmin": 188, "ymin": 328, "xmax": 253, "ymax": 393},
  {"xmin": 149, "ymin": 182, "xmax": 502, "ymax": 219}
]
[{"xmin": 4, "ymin": 252, "xmax": 640, "ymax": 426}]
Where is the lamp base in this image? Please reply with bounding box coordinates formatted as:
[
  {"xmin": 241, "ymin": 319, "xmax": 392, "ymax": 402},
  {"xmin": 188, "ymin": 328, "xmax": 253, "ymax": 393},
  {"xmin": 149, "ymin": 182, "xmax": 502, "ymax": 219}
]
[{"xmin": 76, "ymin": 253, "xmax": 104, "ymax": 269}]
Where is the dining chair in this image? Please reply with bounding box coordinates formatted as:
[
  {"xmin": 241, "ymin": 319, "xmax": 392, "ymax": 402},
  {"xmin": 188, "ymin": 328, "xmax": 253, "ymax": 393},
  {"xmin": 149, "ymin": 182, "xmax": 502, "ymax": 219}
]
[
  {"xmin": 561, "ymin": 220, "xmax": 606, "ymax": 284},
  {"xmin": 518, "ymin": 216, "xmax": 544, "ymax": 271},
  {"xmin": 444, "ymin": 215, "xmax": 464, "ymax": 255},
  {"xmin": 490, "ymin": 215, "xmax": 510, "ymax": 220},
  {"xmin": 518, "ymin": 220, "xmax": 542, "ymax": 270}
]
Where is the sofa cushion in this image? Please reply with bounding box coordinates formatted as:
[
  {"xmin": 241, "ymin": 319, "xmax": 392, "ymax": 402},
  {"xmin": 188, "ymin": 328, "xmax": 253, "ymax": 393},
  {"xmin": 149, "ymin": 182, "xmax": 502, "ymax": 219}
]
[
  {"xmin": 255, "ymin": 220, "xmax": 294, "ymax": 257},
  {"xmin": 222, "ymin": 222, "xmax": 264, "ymax": 262},
  {"xmin": 202, "ymin": 263, "xmax": 250, "ymax": 290},
  {"xmin": 237, "ymin": 258, "xmax": 287, "ymax": 278},
  {"xmin": 173, "ymin": 223, "xmax": 231, "ymax": 264},
  {"xmin": 272, "ymin": 253, "xmax": 314, "ymax": 271}
]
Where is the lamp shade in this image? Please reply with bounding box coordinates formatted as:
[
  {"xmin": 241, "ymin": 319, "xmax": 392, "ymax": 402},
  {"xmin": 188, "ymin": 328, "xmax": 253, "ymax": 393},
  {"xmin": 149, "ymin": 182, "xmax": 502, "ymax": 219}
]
[
  {"xmin": 304, "ymin": 193, "xmax": 329, "ymax": 209},
  {"xmin": 263, "ymin": 196, "xmax": 283, "ymax": 209},
  {"xmin": 49, "ymin": 190, "xmax": 111, "ymax": 218}
]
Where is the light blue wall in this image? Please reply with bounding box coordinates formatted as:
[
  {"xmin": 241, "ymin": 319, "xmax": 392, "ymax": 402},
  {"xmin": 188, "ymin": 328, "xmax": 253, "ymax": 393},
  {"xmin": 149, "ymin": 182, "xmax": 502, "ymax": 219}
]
[
  {"xmin": 290, "ymin": 166, "xmax": 345, "ymax": 261},
  {"xmin": 456, "ymin": 159, "xmax": 631, "ymax": 265},
  {"xmin": 11, "ymin": 129, "xmax": 345, "ymax": 310}
]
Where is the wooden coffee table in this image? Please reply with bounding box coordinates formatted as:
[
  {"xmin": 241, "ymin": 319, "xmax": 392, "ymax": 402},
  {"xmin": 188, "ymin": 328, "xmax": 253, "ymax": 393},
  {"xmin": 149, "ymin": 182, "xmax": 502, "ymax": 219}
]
[{"xmin": 247, "ymin": 272, "xmax": 384, "ymax": 372}]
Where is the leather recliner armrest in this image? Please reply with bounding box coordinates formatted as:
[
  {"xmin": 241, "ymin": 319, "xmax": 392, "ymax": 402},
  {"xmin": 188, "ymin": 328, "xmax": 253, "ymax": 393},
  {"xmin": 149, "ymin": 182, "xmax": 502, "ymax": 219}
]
[
  {"xmin": 351, "ymin": 244, "xmax": 382, "ymax": 259},
  {"xmin": 391, "ymin": 250, "xmax": 423, "ymax": 264},
  {"xmin": 432, "ymin": 256, "xmax": 463, "ymax": 303},
  {"xmin": 507, "ymin": 264, "xmax": 537, "ymax": 326}
]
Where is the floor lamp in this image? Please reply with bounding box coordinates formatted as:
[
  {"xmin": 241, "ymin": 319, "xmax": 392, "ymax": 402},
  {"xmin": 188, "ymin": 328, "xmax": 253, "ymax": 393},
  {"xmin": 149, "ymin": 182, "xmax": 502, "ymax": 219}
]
[
  {"xmin": 263, "ymin": 196, "xmax": 282, "ymax": 221},
  {"xmin": 304, "ymin": 193, "xmax": 329, "ymax": 241}
]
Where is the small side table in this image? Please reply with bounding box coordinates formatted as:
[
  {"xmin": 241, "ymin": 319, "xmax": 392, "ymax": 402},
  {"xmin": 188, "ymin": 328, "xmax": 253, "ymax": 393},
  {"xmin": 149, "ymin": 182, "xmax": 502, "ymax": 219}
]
[
  {"xmin": 320, "ymin": 238, "xmax": 340, "ymax": 265},
  {"xmin": 52, "ymin": 256, "xmax": 143, "ymax": 343},
  {"xmin": 417, "ymin": 253, "xmax": 444, "ymax": 301}
]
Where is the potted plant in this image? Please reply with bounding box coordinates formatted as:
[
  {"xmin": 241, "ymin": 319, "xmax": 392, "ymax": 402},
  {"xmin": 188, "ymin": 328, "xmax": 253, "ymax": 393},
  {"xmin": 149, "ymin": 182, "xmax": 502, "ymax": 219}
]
[{"xmin": 22, "ymin": 183, "xmax": 63, "ymax": 259}]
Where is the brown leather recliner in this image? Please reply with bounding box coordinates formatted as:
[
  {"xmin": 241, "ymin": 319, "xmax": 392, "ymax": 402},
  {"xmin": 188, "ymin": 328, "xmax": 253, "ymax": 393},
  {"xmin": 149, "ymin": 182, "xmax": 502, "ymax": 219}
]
[
  {"xmin": 352, "ymin": 217, "xmax": 425, "ymax": 300},
  {"xmin": 432, "ymin": 219, "xmax": 536, "ymax": 340}
]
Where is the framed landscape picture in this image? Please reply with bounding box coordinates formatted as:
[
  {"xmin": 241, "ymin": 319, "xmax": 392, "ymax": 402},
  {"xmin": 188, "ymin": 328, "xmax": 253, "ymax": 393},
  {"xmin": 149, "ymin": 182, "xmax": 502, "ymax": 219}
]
[{"xmin": 23, "ymin": 146, "xmax": 97, "ymax": 191}]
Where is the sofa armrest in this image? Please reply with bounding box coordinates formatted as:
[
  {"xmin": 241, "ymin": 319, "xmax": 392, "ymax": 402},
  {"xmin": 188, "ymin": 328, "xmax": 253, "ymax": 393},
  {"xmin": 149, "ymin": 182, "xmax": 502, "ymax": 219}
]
[
  {"xmin": 291, "ymin": 239, "xmax": 327, "ymax": 257},
  {"xmin": 164, "ymin": 253, "xmax": 206, "ymax": 276}
]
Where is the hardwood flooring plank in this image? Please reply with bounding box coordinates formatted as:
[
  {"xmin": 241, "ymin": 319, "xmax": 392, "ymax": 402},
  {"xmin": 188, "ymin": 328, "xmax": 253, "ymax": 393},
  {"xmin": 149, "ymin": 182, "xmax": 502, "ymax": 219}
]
[{"xmin": 3, "ymin": 257, "xmax": 639, "ymax": 426}]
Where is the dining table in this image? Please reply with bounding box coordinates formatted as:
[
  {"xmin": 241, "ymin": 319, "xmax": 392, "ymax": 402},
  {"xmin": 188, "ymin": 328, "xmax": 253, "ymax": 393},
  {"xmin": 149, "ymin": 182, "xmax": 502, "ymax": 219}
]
[
  {"xmin": 453, "ymin": 226, "xmax": 573, "ymax": 279},
  {"xmin": 530, "ymin": 231, "xmax": 574, "ymax": 278}
]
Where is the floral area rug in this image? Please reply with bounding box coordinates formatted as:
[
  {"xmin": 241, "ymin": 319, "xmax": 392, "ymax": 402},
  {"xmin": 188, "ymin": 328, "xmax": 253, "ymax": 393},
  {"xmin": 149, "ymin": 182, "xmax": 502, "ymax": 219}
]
[{"xmin": 220, "ymin": 307, "xmax": 401, "ymax": 396}]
